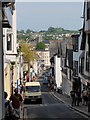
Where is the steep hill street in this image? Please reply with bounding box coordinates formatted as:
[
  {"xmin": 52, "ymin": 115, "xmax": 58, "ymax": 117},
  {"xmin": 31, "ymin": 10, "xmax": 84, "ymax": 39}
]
[{"xmin": 22, "ymin": 84, "xmax": 88, "ymax": 119}]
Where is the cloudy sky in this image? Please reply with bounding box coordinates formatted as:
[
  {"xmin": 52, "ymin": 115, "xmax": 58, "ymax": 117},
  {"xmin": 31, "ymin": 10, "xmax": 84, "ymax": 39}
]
[{"xmin": 16, "ymin": 2, "xmax": 84, "ymax": 31}]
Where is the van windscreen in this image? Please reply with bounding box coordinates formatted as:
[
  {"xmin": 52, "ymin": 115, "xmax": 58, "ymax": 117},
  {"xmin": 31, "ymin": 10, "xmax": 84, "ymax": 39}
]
[{"xmin": 26, "ymin": 86, "xmax": 41, "ymax": 92}]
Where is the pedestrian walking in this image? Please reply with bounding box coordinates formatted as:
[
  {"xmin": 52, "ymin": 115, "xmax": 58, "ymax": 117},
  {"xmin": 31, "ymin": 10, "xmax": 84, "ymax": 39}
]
[
  {"xmin": 54, "ymin": 83, "xmax": 57, "ymax": 91},
  {"xmin": 82, "ymin": 88, "xmax": 88, "ymax": 105},
  {"xmin": 76, "ymin": 89, "xmax": 81, "ymax": 106},
  {"xmin": 10, "ymin": 88, "xmax": 23, "ymax": 119},
  {"xmin": 70, "ymin": 90, "xmax": 77, "ymax": 106},
  {"xmin": 20, "ymin": 83, "xmax": 25, "ymax": 99}
]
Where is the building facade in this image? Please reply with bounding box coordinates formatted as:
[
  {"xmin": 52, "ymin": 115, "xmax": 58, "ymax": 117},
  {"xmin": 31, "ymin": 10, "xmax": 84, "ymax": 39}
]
[
  {"xmin": 0, "ymin": 1, "xmax": 15, "ymax": 119},
  {"xmin": 37, "ymin": 50, "xmax": 51, "ymax": 67},
  {"xmin": 80, "ymin": 1, "xmax": 90, "ymax": 89}
]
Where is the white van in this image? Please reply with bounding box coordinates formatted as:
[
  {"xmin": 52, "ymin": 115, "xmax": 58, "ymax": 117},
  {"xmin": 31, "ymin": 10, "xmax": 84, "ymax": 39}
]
[{"xmin": 24, "ymin": 82, "xmax": 42, "ymax": 104}]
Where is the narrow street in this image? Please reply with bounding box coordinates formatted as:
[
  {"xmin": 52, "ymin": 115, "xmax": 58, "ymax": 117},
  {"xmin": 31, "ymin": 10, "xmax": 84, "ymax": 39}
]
[{"xmin": 23, "ymin": 84, "xmax": 88, "ymax": 119}]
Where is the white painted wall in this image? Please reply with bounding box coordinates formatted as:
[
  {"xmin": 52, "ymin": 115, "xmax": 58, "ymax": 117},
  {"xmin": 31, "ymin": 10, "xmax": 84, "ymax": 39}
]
[
  {"xmin": 37, "ymin": 51, "xmax": 51, "ymax": 66},
  {"xmin": 3, "ymin": 6, "xmax": 18, "ymax": 96},
  {"xmin": 54, "ymin": 55, "xmax": 62, "ymax": 88},
  {"xmin": 33, "ymin": 60, "xmax": 38, "ymax": 75}
]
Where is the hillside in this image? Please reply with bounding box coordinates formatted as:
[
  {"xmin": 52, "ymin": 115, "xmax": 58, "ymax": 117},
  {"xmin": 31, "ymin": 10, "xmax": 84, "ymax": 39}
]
[{"xmin": 17, "ymin": 27, "xmax": 79, "ymax": 42}]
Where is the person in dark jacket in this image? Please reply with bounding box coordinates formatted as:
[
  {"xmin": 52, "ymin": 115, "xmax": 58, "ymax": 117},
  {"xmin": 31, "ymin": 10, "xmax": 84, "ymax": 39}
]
[
  {"xmin": 70, "ymin": 90, "xmax": 77, "ymax": 106},
  {"xmin": 4, "ymin": 92, "xmax": 13, "ymax": 120},
  {"xmin": 76, "ymin": 89, "xmax": 81, "ymax": 106}
]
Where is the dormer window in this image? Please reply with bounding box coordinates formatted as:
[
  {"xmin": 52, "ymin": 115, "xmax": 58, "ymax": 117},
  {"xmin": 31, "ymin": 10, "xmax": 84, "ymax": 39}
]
[{"xmin": 7, "ymin": 34, "xmax": 12, "ymax": 51}]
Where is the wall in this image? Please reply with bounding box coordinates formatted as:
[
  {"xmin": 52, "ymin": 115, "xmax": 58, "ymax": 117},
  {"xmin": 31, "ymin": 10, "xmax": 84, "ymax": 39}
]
[{"xmin": 54, "ymin": 55, "xmax": 62, "ymax": 88}]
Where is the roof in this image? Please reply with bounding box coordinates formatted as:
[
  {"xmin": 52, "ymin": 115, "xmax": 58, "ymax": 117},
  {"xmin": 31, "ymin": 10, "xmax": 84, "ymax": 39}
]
[
  {"xmin": 43, "ymin": 40, "xmax": 50, "ymax": 44},
  {"xmin": 25, "ymin": 82, "xmax": 40, "ymax": 86},
  {"xmin": 71, "ymin": 34, "xmax": 80, "ymax": 37}
]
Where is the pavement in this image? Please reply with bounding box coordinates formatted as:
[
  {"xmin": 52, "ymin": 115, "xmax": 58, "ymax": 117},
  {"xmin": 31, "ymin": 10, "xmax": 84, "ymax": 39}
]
[{"xmin": 51, "ymin": 91, "xmax": 90, "ymax": 117}]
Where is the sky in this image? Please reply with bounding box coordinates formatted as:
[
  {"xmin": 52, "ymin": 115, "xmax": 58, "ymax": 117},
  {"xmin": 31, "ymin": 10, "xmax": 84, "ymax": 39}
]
[{"xmin": 16, "ymin": 2, "xmax": 84, "ymax": 32}]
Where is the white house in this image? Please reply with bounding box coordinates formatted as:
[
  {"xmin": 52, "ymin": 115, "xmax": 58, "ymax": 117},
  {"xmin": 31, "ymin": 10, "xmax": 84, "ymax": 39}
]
[
  {"xmin": 54, "ymin": 55, "xmax": 62, "ymax": 89},
  {"xmin": 0, "ymin": 1, "xmax": 16, "ymax": 119},
  {"xmin": 37, "ymin": 50, "xmax": 51, "ymax": 67}
]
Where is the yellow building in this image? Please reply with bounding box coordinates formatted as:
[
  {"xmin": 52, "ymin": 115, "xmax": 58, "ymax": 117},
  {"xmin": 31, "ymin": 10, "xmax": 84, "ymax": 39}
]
[{"xmin": 4, "ymin": 60, "xmax": 11, "ymax": 100}]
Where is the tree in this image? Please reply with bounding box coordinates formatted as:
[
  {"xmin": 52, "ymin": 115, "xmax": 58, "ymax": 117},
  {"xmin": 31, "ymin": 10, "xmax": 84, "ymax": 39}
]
[
  {"xmin": 20, "ymin": 30, "xmax": 25, "ymax": 34},
  {"xmin": 48, "ymin": 27, "xmax": 55, "ymax": 33},
  {"xmin": 19, "ymin": 41, "xmax": 38, "ymax": 69},
  {"xmin": 26, "ymin": 29, "xmax": 32, "ymax": 34},
  {"xmin": 36, "ymin": 42, "xmax": 46, "ymax": 50}
]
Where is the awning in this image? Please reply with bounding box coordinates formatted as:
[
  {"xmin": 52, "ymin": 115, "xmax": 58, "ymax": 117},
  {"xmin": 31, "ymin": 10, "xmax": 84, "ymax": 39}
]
[{"xmin": 2, "ymin": 19, "xmax": 11, "ymax": 28}]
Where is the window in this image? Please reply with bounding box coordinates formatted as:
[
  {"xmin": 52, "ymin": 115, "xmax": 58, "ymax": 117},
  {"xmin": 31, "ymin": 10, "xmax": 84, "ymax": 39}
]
[
  {"xmin": 86, "ymin": 52, "xmax": 90, "ymax": 72},
  {"xmin": 88, "ymin": 33, "xmax": 90, "ymax": 56},
  {"xmin": 73, "ymin": 36, "xmax": 78, "ymax": 52},
  {"xmin": 79, "ymin": 58, "xmax": 84, "ymax": 74},
  {"xmin": 7, "ymin": 34, "xmax": 12, "ymax": 51},
  {"xmin": 73, "ymin": 61, "xmax": 78, "ymax": 76},
  {"xmin": 87, "ymin": 1, "xmax": 90, "ymax": 20},
  {"xmin": 69, "ymin": 70, "xmax": 71, "ymax": 80},
  {"xmin": 26, "ymin": 86, "xmax": 41, "ymax": 92}
]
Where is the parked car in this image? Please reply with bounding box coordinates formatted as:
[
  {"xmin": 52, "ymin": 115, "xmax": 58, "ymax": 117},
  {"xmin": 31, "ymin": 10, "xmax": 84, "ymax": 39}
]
[{"xmin": 43, "ymin": 77, "xmax": 48, "ymax": 84}]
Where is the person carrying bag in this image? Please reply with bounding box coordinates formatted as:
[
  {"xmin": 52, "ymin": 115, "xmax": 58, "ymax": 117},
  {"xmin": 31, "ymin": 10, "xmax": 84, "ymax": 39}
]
[{"xmin": 10, "ymin": 88, "xmax": 23, "ymax": 119}]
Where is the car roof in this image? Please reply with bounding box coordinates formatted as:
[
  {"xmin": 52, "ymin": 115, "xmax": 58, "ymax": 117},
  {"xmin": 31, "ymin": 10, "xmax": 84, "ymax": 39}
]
[{"xmin": 25, "ymin": 82, "xmax": 40, "ymax": 86}]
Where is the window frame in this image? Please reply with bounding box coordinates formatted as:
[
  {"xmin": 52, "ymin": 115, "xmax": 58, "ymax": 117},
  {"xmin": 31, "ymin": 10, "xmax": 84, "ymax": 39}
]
[{"xmin": 7, "ymin": 34, "xmax": 12, "ymax": 51}]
